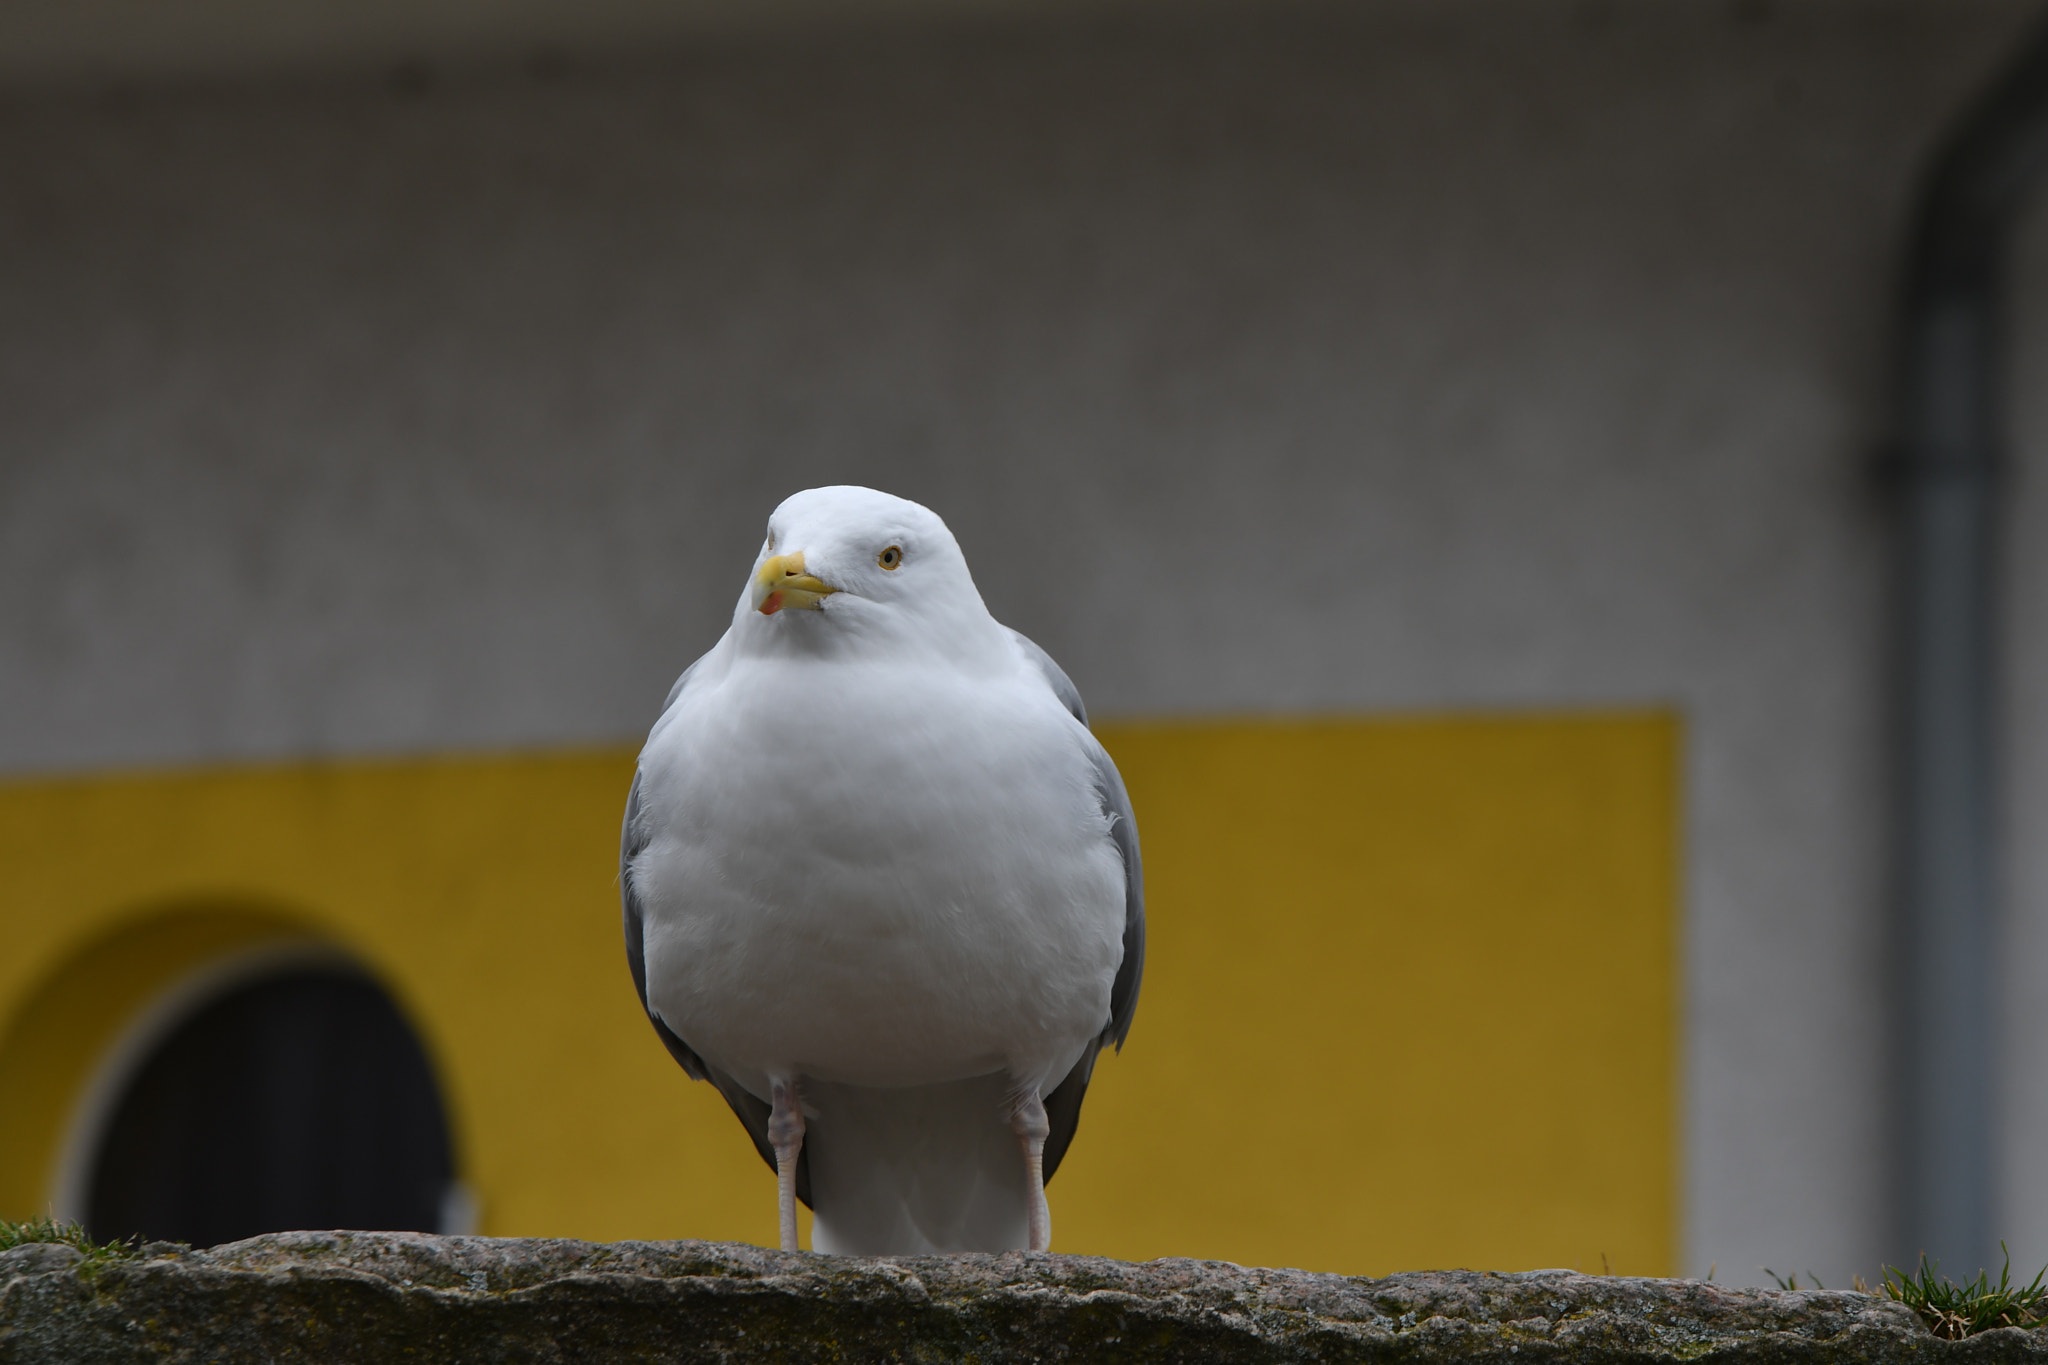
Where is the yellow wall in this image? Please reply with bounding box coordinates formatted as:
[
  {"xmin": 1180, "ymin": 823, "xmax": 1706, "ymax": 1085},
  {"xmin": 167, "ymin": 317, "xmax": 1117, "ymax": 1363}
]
[
  {"xmin": 1057, "ymin": 714, "xmax": 1679, "ymax": 1274},
  {"xmin": 0, "ymin": 711, "xmax": 1677, "ymax": 1275}
]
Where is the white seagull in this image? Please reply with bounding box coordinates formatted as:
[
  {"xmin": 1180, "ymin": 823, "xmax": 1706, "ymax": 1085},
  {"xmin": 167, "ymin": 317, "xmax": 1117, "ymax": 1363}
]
[{"xmin": 620, "ymin": 486, "xmax": 1143, "ymax": 1256}]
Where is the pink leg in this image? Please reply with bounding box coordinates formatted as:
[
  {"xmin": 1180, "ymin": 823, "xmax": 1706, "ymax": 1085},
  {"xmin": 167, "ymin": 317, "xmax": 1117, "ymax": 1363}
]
[
  {"xmin": 769, "ymin": 1077, "xmax": 805, "ymax": 1253},
  {"xmin": 1010, "ymin": 1089, "xmax": 1051, "ymax": 1252}
]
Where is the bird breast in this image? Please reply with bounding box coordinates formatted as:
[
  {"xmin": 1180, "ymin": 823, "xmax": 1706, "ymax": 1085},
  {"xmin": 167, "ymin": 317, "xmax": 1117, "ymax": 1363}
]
[{"xmin": 632, "ymin": 656, "xmax": 1126, "ymax": 1093}]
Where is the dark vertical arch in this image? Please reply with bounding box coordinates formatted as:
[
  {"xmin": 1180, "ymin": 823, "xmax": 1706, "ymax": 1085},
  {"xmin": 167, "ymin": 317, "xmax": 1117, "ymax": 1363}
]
[
  {"xmin": 1892, "ymin": 7, "xmax": 2048, "ymax": 1273},
  {"xmin": 85, "ymin": 967, "xmax": 454, "ymax": 1249}
]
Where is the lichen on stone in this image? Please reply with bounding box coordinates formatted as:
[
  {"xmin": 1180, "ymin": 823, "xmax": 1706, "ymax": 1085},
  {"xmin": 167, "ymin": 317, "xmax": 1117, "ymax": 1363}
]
[{"xmin": 5, "ymin": 1232, "xmax": 2045, "ymax": 1364}]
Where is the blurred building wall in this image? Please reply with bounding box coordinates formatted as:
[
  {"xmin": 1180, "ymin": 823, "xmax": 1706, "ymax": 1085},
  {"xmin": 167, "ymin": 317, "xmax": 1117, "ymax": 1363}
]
[
  {"xmin": 0, "ymin": 720, "xmax": 1680, "ymax": 1274},
  {"xmin": 2, "ymin": 0, "xmax": 2045, "ymax": 1284}
]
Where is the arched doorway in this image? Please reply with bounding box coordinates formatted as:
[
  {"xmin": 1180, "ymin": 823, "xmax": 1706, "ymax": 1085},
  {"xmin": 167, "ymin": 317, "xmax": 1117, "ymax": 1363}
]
[{"xmin": 84, "ymin": 963, "xmax": 455, "ymax": 1248}]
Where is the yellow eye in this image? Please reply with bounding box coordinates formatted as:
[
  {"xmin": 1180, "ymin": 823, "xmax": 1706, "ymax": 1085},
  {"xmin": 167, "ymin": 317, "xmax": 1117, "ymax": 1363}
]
[{"xmin": 878, "ymin": 545, "xmax": 903, "ymax": 570}]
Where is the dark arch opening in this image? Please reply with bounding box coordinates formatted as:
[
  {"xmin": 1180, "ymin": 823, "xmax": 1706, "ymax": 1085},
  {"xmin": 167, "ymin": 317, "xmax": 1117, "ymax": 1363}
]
[{"xmin": 85, "ymin": 966, "xmax": 455, "ymax": 1248}]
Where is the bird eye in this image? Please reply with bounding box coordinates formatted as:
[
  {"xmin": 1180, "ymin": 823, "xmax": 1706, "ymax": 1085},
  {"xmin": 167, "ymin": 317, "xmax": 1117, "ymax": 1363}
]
[{"xmin": 878, "ymin": 545, "xmax": 903, "ymax": 570}]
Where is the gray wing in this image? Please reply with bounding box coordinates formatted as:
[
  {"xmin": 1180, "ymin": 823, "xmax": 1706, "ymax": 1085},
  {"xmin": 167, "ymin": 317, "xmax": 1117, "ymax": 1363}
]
[
  {"xmin": 622, "ymin": 660, "xmax": 813, "ymax": 1205},
  {"xmin": 1091, "ymin": 741, "xmax": 1145, "ymax": 1051},
  {"xmin": 1009, "ymin": 627, "xmax": 1088, "ymax": 726},
  {"xmin": 1008, "ymin": 628, "xmax": 1146, "ymax": 1183}
]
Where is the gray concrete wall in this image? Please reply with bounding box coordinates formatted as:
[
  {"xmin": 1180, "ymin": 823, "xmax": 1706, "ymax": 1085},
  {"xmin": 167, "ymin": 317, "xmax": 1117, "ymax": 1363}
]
[{"xmin": 3, "ymin": 0, "xmax": 2042, "ymax": 1285}]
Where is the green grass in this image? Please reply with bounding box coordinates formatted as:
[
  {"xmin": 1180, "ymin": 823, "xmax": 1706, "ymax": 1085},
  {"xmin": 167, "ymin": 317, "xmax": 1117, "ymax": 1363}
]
[
  {"xmin": 1763, "ymin": 1248, "xmax": 2048, "ymax": 1339},
  {"xmin": 1762, "ymin": 1268, "xmax": 1824, "ymax": 1291},
  {"xmin": 1879, "ymin": 1248, "xmax": 2048, "ymax": 1340},
  {"xmin": 0, "ymin": 1215, "xmax": 141, "ymax": 1264}
]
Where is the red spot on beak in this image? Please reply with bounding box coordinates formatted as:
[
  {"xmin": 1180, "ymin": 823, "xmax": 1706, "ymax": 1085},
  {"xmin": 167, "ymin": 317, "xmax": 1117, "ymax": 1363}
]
[{"xmin": 760, "ymin": 592, "xmax": 783, "ymax": 615}]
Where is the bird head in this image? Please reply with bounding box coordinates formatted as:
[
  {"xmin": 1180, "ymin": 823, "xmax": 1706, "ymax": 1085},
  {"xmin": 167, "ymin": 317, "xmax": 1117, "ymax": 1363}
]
[{"xmin": 737, "ymin": 487, "xmax": 996, "ymax": 654}]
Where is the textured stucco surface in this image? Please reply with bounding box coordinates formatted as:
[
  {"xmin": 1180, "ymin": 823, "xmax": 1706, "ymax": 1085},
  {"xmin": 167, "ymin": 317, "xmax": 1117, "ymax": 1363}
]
[{"xmin": 4, "ymin": 0, "xmax": 2047, "ymax": 1286}]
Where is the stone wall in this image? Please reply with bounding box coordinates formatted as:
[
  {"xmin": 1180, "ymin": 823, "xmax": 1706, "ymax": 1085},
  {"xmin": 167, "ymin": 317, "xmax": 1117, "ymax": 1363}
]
[{"xmin": 3, "ymin": 1231, "xmax": 2039, "ymax": 1364}]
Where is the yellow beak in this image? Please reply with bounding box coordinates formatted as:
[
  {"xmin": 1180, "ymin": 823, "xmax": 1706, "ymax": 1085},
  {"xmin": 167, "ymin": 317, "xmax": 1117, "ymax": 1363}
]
[{"xmin": 751, "ymin": 551, "xmax": 837, "ymax": 615}]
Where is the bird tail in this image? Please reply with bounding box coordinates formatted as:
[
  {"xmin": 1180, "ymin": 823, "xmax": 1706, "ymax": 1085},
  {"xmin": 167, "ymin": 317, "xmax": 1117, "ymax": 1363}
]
[{"xmin": 801, "ymin": 1072, "xmax": 1030, "ymax": 1255}]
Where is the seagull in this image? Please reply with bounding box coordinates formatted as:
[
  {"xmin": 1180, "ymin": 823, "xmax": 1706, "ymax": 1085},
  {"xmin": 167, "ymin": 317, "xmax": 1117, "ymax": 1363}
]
[{"xmin": 619, "ymin": 486, "xmax": 1143, "ymax": 1256}]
